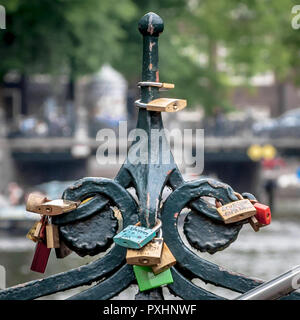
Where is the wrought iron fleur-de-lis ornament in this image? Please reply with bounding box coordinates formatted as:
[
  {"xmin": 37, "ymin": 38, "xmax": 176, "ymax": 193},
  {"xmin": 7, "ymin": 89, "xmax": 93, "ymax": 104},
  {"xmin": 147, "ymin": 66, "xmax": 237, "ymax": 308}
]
[{"xmin": 0, "ymin": 12, "xmax": 299, "ymax": 301}]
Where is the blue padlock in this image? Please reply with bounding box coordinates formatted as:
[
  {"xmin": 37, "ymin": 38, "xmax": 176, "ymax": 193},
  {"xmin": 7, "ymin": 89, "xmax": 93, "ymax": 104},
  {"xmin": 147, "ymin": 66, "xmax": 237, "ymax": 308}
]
[{"xmin": 113, "ymin": 219, "xmax": 162, "ymax": 249}]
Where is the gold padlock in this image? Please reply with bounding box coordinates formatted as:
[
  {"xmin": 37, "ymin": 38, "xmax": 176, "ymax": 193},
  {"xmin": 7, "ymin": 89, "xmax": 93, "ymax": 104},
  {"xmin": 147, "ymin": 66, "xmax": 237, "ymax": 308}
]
[
  {"xmin": 26, "ymin": 221, "xmax": 41, "ymax": 242},
  {"xmin": 37, "ymin": 199, "xmax": 80, "ymax": 216},
  {"xmin": 46, "ymin": 222, "xmax": 60, "ymax": 249},
  {"xmin": 26, "ymin": 216, "xmax": 47, "ymax": 242},
  {"xmin": 135, "ymin": 98, "xmax": 187, "ymax": 112},
  {"xmin": 26, "ymin": 193, "xmax": 80, "ymax": 216},
  {"xmin": 216, "ymin": 192, "xmax": 256, "ymax": 224},
  {"xmin": 152, "ymin": 242, "xmax": 176, "ymax": 275},
  {"xmin": 126, "ymin": 229, "xmax": 163, "ymax": 266},
  {"xmin": 26, "ymin": 193, "xmax": 48, "ymax": 213},
  {"xmin": 33, "ymin": 221, "xmax": 43, "ymax": 239}
]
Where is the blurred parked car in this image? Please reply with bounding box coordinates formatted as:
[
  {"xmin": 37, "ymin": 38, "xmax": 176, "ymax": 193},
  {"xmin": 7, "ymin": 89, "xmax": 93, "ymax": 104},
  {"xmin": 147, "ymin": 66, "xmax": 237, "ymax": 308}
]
[{"xmin": 252, "ymin": 108, "xmax": 300, "ymax": 138}]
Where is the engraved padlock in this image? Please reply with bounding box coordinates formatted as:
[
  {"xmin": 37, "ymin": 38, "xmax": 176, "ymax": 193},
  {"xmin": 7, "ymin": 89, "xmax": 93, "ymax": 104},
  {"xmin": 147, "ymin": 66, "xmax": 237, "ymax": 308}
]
[
  {"xmin": 126, "ymin": 229, "xmax": 163, "ymax": 266},
  {"xmin": 113, "ymin": 219, "xmax": 162, "ymax": 249},
  {"xmin": 216, "ymin": 192, "xmax": 257, "ymax": 224},
  {"xmin": 152, "ymin": 242, "xmax": 176, "ymax": 275}
]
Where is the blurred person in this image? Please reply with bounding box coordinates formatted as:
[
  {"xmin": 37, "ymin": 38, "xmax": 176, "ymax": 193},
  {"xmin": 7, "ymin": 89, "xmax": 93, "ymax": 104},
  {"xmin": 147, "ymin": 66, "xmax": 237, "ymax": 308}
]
[
  {"xmin": 35, "ymin": 120, "xmax": 49, "ymax": 137},
  {"xmin": 19, "ymin": 116, "xmax": 37, "ymax": 137},
  {"xmin": 7, "ymin": 182, "xmax": 24, "ymax": 206}
]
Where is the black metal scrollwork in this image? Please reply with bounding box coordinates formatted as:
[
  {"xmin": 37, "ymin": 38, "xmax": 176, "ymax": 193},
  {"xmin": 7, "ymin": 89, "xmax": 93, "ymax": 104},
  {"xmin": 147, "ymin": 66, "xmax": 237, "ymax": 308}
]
[{"xmin": 0, "ymin": 12, "xmax": 299, "ymax": 301}]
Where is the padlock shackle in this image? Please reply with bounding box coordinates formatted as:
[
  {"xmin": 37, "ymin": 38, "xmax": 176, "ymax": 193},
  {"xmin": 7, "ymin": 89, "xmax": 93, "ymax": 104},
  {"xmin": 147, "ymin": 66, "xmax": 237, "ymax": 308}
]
[
  {"xmin": 234, "ymin": 192, "xmax": 244, "ymax": 200},
  {"xmin": 156, "ymin": 228, "xmax": 162, "ymax": 238},
  {"xmin": 137, "ymin": 81, "xmax": 174, "ymax": 91},
  {"xmin": 152, "ymin": 218, "xmax": 162, "ymax": 233},
  {"xmin": 135, "ymin": 218, "xmax": 161, "ymax": 232}
]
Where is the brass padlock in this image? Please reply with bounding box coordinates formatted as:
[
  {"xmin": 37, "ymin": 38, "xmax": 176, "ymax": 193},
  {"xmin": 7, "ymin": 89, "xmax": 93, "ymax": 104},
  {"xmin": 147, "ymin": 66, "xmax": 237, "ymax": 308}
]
[
  {"xmin": 26, "ymin": 221, "xmax": 41, "ymax": 242},
  {"xmin": 135, "ymin": 98, "xmax": 187, "ymax": 112},
  {"xmin": 33, "ymin": 221, "xmax": 43, "ymax": 239},
  {"xmin": 26, "ymin": 193, "xmax": 80, "ymax": 215},
  {"xmin": 216, "ymin": 193, "xmax": 256, "ymax": 224},
  {"xmin": 37, "ymin": 199, "xmax": 79, "ymax": 215},
  {"xmin": 46, "ymin": 221, "xmax": 60, "ymax": 249},
  {"xmin": 29, "ymin": 216, "xmax": 47, "ymax": 241},
  {"xmin": 26, "ymin": 193, "xmax": 48, "ymax": 213},
  {"xmin": 126, "ymin": 229, "xmax": 163, "ymax": 266},
  {"xmin": 152, "ymin": 242, "xmax": 176, "ymax": 275}
]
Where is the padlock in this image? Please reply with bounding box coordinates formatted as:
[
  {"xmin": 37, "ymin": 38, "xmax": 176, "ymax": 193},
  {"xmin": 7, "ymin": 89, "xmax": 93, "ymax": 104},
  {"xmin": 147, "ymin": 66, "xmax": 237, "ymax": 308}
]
[
  {"xmin": 33, "ymin": 221, "xmax": 43, "ymax": 239},
  {"xmin": 135, "ymin": 98, "xmax": 187, "ymax": 112},
  {"xmin": 216, "ymin": 198, "xmax": 257, "ymax": 224},
  {"xmin": 152, "ymin": 242, "xmax": 176, "ymax": 275},
  {"xmin": 38, "ymin": 218, "xmax": 47, "ymax": 240},
  {"xmin": 237, "ymin": 193, "xmax": 271, "ymax": 230},
  {"xmin": 30, "ymin": 218, "xmax": 51, "ymax": 273},
  {"xmin": 36, "ymin": 199, "xmax": 80, "ymax": 216},
  {"xmin": 30, "ymin": 241, "xmax": 51, "ymax": 273},
  {"xmin": 32, "ymin": 216, "xmax": 47, "ymax": 240},
  {"xmin": 55, "ymin": 240, "xmax": 72, "ymax": 259},
  {"xmin": 26, "ymin": 193, "xmax": 48, "ymax": 213},
  {"xmin": 113, "ymin": 219, "xmax": 162, "ymax": 249},
  {"xmin": 46, "ymin": 220, "xmax": 60, "ymax": 249},
  {"xmin": 26, "ymin": 221, "xmax": 41, "ymax": 242},
  {"xmin": 26, "ymin": 192, "xmax": 80, "ymax": 215},
  {"xmin": 253, "ymin": 202, "xmax": 271, "ymax": 226},
  {"xmin": 133, "ymin": 265, "xmax": 173, "ymax": 292},
  {"xmin": 126, "ymin": 229, "xmax": 163, "ymax": 266}
]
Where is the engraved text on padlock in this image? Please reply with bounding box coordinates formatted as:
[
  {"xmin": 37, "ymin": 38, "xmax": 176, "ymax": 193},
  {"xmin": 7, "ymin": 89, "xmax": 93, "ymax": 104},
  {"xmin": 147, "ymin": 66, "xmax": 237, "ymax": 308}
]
[
  {"xmin": 217, "ymin": 199, "xmax": 256, "ymax": 224},
  {"xmin": 113, "ymin": 219, "xmax": 162, "ymax": 249}
]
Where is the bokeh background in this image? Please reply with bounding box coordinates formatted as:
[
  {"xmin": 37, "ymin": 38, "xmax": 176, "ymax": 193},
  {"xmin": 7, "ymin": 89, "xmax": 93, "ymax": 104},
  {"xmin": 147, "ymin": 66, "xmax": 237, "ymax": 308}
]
[{"xmin": 0, "ymin": 0, "xmax": 300, "ymax": 299}]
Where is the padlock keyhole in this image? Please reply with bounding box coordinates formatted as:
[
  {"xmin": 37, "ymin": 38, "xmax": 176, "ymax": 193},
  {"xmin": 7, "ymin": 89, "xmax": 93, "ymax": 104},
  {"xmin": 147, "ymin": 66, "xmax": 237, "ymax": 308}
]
[{"xmin": 141, "ymin": 259, "xmax": 149, "ymax": 264}]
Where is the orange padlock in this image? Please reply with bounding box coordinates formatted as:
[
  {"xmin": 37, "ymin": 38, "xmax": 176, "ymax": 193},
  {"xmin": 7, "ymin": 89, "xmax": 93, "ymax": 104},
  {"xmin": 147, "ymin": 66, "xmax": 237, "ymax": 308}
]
[{"xmin": 254, "ymin": 202, "xmax": 271, "ymax": 226}]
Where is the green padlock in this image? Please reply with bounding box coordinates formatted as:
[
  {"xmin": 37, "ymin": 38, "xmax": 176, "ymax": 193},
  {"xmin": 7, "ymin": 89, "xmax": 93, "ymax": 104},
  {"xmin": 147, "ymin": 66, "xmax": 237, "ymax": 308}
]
[{"xmin": 133, "ymin": 265, "xmax": 173, "ymax": 292}]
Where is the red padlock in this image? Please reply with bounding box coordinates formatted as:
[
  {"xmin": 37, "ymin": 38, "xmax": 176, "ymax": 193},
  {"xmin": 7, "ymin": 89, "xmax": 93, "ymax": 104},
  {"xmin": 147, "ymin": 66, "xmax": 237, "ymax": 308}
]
[
  {"xmin": 254, "ymin": 202, "xmax": 271, "ymax": 226},
  {"xmin": 30, "ymin": 217, "xmax": 51, "ymax": 273},
  {"xmin": 30, "ymin": 241, "xmax": 51, "ymax": 273}
]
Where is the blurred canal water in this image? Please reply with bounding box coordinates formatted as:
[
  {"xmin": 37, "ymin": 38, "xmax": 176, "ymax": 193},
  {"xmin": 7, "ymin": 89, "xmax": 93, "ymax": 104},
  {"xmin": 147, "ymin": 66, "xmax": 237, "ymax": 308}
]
[{"xmin": 1, "ymin": 209, "xmax": 300, "ymax": 299}]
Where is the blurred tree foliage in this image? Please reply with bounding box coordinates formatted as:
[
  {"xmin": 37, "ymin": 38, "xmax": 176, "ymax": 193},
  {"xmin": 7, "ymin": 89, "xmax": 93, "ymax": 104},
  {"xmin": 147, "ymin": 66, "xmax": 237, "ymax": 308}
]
[
  {"xmin": 0, "ymin": 0, "xmax": 137, "ymax": 78},
  {"xmin": 0, "ymin": 0, "xmax": 299, "ymax": 115},
  {"xmin": 114, "ymin": 0, "xmax": 300, "ymax": 115}
]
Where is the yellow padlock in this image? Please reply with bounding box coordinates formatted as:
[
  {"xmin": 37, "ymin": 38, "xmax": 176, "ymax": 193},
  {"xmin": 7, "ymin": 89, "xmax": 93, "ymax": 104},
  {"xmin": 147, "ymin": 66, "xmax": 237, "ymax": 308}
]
[{"xmin": 135, "ymin": 98, "xmax": 187, "ymax": 112}]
